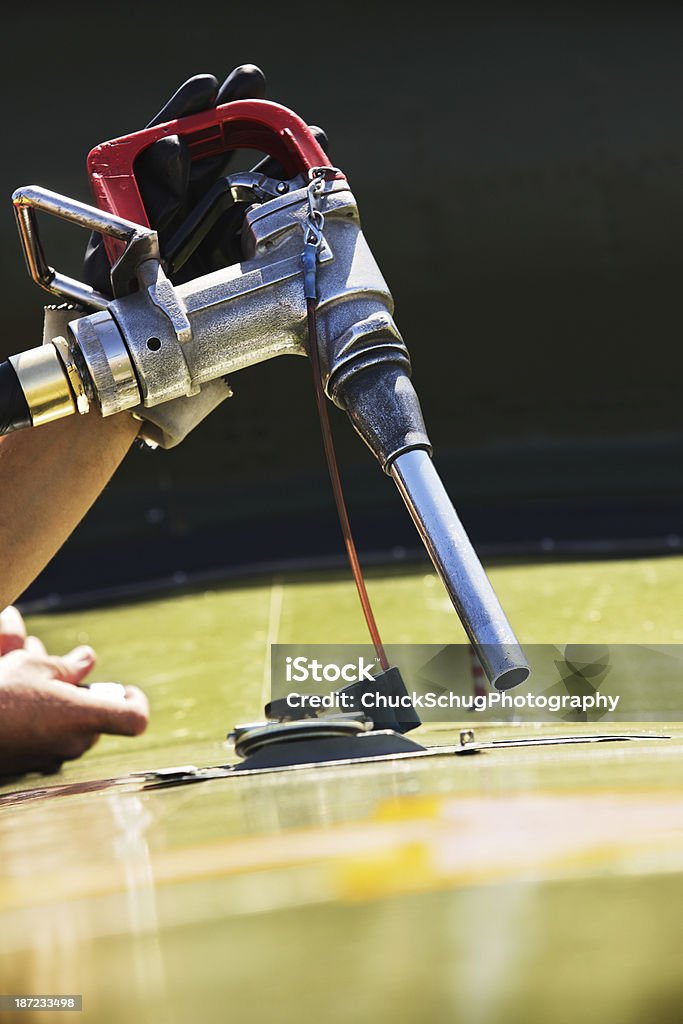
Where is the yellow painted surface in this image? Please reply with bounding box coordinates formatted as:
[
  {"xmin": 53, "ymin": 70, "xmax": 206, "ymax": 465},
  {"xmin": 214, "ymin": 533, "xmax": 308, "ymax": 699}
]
[{"xmin": 1, "ymin": 557, "xmax": 682, "ymax": 1022}]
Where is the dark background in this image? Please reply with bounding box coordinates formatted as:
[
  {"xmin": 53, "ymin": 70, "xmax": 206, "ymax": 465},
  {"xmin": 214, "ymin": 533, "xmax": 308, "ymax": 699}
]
[{"xmin": 4, "ymin": 3, "xmax": 683, "ymax": 599}]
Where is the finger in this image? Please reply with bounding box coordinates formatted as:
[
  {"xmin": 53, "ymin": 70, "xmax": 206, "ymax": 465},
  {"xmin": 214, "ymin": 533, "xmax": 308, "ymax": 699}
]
[
  {"xmin": 83, "ymin": 684, "xmax": 150, "ymax": 738},
  {"xmin": 84, "ymin": 75, "xmax": 219, "ymax": 292},
  {"xmin": 216, "ymin": 64, "xmax": 266, "ymax": 104},
  {"xmin": 24, "ymin": 635, "xmax": 47, "ymax": 657},
  {"xmin": 308, "ymin": 125, "xmax": 330, "ymax": 154},
  {"xmin": 190, "ymin": 65, "xmax": 268, "ymax": 196},
  {"xmin": 151, "ymin": 65, "xmax": 267, "ymax": 202},
  {"xmin": 137, "ymin": 136, "xmax": 193, "ymax": 238},
  {"xmin": 0, "ymin": 606, "xmax": 27, "ymax": 655},
  {"xmin": 147, "ymin": 74, "xmax": 219, "ymax": 128},
  {"xmin": 120, "ymin": 685, "xmax": 150, "ymax": 735},
  {"xmin": 46, "ymin": 645, "xmax": 97, "ymax": 685}
]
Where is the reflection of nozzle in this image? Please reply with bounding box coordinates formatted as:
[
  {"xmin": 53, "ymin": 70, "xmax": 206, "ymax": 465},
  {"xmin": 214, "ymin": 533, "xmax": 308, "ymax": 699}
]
[{"xmin": 6, "ymin": 344, "xmax": 77, "ymax": 428}]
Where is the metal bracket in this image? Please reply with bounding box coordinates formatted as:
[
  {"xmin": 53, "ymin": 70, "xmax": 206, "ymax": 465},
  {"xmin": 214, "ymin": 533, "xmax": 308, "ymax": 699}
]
[{"xmin": 164, "ymin": 171, "xmax": 307, "ymax": 275}]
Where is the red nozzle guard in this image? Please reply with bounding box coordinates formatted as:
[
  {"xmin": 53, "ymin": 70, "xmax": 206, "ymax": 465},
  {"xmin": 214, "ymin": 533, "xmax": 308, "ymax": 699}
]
[{"xmin": 87, "ymin": 98, "xmax": 343, "ymax": 264}]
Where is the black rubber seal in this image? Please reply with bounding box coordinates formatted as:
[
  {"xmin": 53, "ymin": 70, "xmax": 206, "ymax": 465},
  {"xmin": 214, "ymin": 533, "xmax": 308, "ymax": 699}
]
[{"xmin": 0, "ymin": 360, "xmax": 31, "ymax": 434}]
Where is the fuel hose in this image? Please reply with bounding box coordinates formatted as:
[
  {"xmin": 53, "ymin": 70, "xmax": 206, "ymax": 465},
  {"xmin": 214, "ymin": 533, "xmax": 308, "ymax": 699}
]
[{"xmin": 0, "ymin": 359, "xmax": 31, "ymax": 434}]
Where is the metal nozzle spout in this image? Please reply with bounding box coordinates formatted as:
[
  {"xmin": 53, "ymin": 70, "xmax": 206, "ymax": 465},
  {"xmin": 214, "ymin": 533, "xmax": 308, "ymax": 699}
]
[{"xmin": 390, "ymin": 449, "xmax": 530, "ymax": 690}]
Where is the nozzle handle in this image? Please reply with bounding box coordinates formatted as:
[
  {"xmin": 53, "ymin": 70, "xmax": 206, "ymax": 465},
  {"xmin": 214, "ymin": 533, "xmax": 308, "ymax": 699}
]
[{"xmin": 87, "ymin": 99, "xmax": 343, "ymax": 262}]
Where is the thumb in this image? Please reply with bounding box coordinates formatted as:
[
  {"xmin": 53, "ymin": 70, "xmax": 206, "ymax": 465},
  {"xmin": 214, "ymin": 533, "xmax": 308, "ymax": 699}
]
[
  {"xmin": 0, "ymin": 606, "xmax": 27, "ymax": 655},
  {"xmin": 47, "ymin": 645, "xmax": 97, "ymax": 685}
]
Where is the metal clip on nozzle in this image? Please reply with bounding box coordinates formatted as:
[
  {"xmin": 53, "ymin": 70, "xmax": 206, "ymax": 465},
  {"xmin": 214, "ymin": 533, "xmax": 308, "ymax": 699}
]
[{"xmin": 3, "ymin": 99, "xmax": 530, "ymax": 691}]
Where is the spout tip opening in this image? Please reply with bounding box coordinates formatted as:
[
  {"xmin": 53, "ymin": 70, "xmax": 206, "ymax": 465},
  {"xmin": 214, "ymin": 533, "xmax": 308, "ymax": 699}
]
[{"xmin": 493, "ymin": 665, "xmax": 531, "ymax": 691}]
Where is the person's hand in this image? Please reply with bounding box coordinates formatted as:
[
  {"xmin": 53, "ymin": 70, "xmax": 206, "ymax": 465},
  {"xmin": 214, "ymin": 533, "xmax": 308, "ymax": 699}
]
[
  {"xmin": 84, "ymin": 64, "xmax": 269, "ymax": 293},
  {"xmin": 0, "ymin": 607, "xmax": 149, "ymax": 777},
  {"xmin": 75, "ymin": 66, "xmax": 266, "ymax": 448},
  {"xmin": 68, "ymin": 65, "xmax": 327, "ymax": 449}
]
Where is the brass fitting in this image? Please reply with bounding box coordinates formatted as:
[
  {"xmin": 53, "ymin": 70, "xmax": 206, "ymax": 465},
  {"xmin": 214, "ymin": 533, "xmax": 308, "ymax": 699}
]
[{"xmin": 9, "ymin": 343, "xmax": 76, "ymax": 426}]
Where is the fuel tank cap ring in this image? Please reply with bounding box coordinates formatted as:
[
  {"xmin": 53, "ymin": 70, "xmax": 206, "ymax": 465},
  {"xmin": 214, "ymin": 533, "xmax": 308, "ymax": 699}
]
[{"xmin": 229, "ymin": 716, "xmax": 370, "ymax": 759}]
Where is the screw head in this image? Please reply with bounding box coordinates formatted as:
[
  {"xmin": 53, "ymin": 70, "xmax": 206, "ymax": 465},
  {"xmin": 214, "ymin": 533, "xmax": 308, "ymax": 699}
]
[{"xmin": 276, "ymin": 181, "xmax": 289, "ymax": 194}]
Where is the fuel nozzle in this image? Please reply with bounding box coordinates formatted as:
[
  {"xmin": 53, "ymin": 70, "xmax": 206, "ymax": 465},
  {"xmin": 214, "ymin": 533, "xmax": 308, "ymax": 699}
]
[
  {"xmin": 2, "ymin": 98, "xmax": 530, "ymax": 692},
  {"xmin": 319, "ymin": 321, "xmax": 530, "ymax": 691}
]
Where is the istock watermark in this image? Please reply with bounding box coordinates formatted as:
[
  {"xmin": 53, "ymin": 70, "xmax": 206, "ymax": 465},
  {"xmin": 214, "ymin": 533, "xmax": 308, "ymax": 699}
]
[
  {"xmin": 285, "ymin": 656, "xmax": 376, "ymax": 684},
  {"xmin": 271, "ymin": 644, "xmax": 683, "ymax": 723}
]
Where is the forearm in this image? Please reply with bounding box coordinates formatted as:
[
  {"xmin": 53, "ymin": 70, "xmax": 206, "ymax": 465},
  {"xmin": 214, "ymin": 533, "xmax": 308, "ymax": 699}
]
[{"xmin": 0, "ymin": 411, "xmax": 140, "ymax": 606}]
